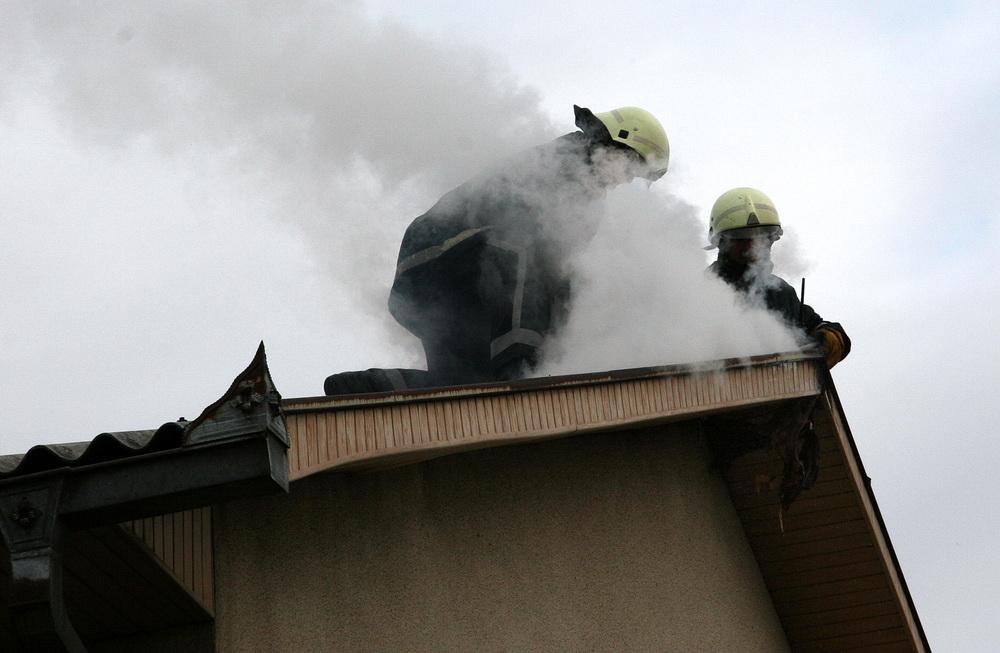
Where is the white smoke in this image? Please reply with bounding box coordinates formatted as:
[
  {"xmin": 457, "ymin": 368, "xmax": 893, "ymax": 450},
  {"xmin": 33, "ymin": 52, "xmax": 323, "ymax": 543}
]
[
  {"xmin": 3, "ymin": 2, "xmax": 552, "ymax": 181},
  {"xmin": 0, "ymin": 1, "xmax": 556, "ymax": 380},
  {"xmin": 2, "ymin": 1, "xmax": 554, "ymax": 316},
  {"xmin": 1, "ymin": 1, "xmax": 809, "ymax": 452},
  {"xmin": 0, "ymin": 1, "xmax": 565, "ymax": 447},
  {"xmin": 538, "ymin": 184, "xmax": 802, "ymax": 375}
]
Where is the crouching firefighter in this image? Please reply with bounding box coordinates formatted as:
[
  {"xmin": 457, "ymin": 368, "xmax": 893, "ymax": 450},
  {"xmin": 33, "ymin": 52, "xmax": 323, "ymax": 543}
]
[
  {"xmin": 325, "ymin": 105, "xmax": 670, "ymax": 395},
  {"xmin": 705, "ymin": 187, "xmax": 850, "ymax": 368}
]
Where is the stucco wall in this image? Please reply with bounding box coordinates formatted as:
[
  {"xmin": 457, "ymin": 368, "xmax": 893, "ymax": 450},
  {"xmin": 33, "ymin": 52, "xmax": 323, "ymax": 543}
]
[{"xmin": 214, "ymin": 422, "xmax": 789, "ymax": 652}]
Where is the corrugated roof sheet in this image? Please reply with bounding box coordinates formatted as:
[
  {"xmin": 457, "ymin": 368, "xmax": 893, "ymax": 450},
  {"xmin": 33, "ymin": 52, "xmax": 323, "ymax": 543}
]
[{"xmin": 0, "ymin": 423, "xmax": 184, "ymax": 480}]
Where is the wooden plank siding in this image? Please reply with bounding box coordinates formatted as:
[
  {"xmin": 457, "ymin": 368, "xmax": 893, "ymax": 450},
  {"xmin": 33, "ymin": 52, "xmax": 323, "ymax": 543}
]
[
  {"xmin": 64, "ymin": 524, "xmax": 212, "ymax": 641},
  {"xmin": 120, "ymin": 507, "xmax": 215, "ymax": 615},
  {"xmin": 724, "ymin": 395, "xmax": 927, "ymax": 652},
  {"xmin": 2, "ymin": 521, "xmax": 212, "ymax": 647},
  {"xmin": 283, "ymin": 355, "xmax": 824, "ymax": 480},
  {"xmin": 819, "ymin": 391, "xmax": 927, "ymax": 652}
]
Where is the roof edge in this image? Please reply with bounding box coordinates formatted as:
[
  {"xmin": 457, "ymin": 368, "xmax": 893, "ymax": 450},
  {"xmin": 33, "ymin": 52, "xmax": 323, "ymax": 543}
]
[
  {"xmin": 284, "ymin": 353, "xmax": 824, "ymax": 481},
  {"xmin": 822, "ymin": 379, "xmax": 932, "ymax": 651},
  {"xmin": 284, "ymin": 350, "xmax": 823, "ymax": 414}
]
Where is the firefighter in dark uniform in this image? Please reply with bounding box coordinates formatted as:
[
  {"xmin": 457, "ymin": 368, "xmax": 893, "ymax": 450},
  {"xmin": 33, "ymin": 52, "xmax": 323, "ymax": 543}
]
[
  {"xmin": 387, "ymin": 105, "xmax": 670, "ymax": 386},
  {"xmin": 703, "ymin": 188, "xmax": 850, "ymax": 510},
  {"xmin": 706, "ymin": 187, "xmax": 850, "ymax": 368}
]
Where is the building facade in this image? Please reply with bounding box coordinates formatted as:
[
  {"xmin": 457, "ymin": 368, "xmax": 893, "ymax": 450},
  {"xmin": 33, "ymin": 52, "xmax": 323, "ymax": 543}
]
[{"xmin": 1, "ymin": 348, "xmax": 929, "ymax": 652}]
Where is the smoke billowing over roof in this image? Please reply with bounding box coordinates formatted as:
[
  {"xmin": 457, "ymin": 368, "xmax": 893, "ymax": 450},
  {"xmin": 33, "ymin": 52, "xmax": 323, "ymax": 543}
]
[
  {"xmin": 2, "ymin": 1, "xmax": 810, "ymax": 405},
  {"xmin": 4, "ymin": 5, "xmax": 999, "ymax": 647},
  {"xmin": 1, "ymin": 1, "xmax": 557, "ymax": 443},
  {"xmin": 540, "ymin": 184, "xmax": 803, "ymax": 375}
]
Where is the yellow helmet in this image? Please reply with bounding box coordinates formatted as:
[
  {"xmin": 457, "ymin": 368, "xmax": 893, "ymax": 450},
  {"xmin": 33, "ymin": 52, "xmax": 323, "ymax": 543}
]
[
  {"xmin": 708, "ymin": 187, "xmax": 782, "ymax": 247},
  {"xmin": 575, "ymin": 105, "xmax": 669, "ymax": 180}
]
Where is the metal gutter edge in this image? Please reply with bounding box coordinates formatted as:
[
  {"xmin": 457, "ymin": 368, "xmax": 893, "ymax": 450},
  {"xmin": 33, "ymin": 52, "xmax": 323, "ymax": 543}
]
[{"xmin": 0, "ymin": 343, "xmax": 290, "ymax": 653}]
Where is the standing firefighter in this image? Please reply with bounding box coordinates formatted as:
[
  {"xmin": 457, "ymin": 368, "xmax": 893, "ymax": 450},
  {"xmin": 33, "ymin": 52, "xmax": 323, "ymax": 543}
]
[
  {"xmin": 706, "ymin": 187, "xmax": 850, "ymax": 368},
  {"xmin": 704, "ymin": 187, "xmax": 850, "ymax": 512},
  {"xmin": 387, "ymin": 105, "xmax": 670, "ymax": 387}
]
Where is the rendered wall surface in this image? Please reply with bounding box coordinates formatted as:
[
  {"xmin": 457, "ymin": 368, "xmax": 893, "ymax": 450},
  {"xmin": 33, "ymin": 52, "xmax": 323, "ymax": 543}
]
[{"xmin": 214, "ymin": 422, "xmax": 790, "ymax": 652}]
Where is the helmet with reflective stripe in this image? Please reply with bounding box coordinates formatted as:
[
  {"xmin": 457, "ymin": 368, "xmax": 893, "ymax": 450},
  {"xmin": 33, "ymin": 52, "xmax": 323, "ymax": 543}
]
[
  {"xmin": 708, "ymin": 187, "xmax": 782, "ymax": 247},
  {"xmin": 574, "ymin": 105, "xmax": 669, "ymax": 180}
]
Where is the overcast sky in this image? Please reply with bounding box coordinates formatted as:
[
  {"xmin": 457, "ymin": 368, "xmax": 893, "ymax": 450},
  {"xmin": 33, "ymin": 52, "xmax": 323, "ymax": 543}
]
[{"xmin": 2, "ymin": 2, "xmax": 998, "ymax": 649}]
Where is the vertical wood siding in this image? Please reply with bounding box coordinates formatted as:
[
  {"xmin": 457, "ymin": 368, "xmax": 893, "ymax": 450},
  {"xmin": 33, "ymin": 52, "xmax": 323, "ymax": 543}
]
[
  {"xmin": 724, "ymin": 395, "xmax": 925, "ymax": 652},
  {"xmin": 120, "ymin": 507, "xmax": 214, "ymax": 614},
  {"xmin": 285, "ymin": 359, "xmax": 823, "ymax": 480}
]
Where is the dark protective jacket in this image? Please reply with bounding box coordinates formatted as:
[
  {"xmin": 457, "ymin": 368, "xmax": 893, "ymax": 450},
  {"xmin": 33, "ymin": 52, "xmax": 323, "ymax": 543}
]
[
  {"xmin": 389, "ymin": 132, "xmax": 602, "ymax": 386},
  {"xmin": 706, "ymin": 257, "xmax": 851, "ymax": 510},
  {"xmin": 707, "ymin": 258, "xmax": 851, "ymax": 358}
]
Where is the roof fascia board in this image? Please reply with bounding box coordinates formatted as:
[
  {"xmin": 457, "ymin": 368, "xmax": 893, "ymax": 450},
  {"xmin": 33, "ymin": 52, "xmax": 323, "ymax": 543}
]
[
  {"xmin": 59, "ymin": 434, "xmax": 287, "ymax": 527},
  {"xmin": 284, "ymin": 351, "xmax": 823, "ymax": 413},
  {"xmin": 284, "ymin": 355, "xmax": 824, "ymax": 481},
  {"xmin": 821, "ymin": 385, "xmax": 931, "ymax": 651}
]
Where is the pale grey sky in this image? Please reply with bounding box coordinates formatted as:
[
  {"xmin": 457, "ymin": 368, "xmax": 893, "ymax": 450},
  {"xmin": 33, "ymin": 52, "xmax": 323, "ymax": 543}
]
[{"xmin": 2, "ymin": 2, "xmax": 998, "ymax": 649}]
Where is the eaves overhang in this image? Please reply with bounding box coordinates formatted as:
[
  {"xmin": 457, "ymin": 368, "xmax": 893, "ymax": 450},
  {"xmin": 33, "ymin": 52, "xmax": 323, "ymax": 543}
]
[
  {"xmin": 1, "ymin": 347, "xmax": 930, "ymax": 651},
  {"xmin": 0, "ymin": 343, "xmax": 289, "ymax": 652},
  {"xmin": 280, "ymin": 350, "xmax": 929, "ymax": 651},
  {"xmin": 282, "ymin": 350, "xmax": 823, "ymax": 479}
]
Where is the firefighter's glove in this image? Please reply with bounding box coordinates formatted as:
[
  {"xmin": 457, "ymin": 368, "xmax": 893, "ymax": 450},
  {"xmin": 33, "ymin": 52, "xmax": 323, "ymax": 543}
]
[{"xmin": 814, "ymin": 327, "xmax": 848, "ymax": 369}]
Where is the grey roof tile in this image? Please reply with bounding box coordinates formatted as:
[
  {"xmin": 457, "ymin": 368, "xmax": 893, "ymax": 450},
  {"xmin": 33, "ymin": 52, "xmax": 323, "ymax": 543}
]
[{"xmin": 0, "ymin": 423, "xmax": 184, "ymax": 480}]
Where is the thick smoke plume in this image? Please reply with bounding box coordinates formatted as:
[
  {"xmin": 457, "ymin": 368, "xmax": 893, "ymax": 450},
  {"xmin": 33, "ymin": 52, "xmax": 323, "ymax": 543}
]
[
  {"xmin": 1, "ymin": 2, "xmax": 806, "ymax": 451},
  {"xmin": 2, "ymin": 1, "xmax": 553, "ymax": 367},
  {"xmin": 1, "ymin": 1, "xmax": 559, "ymax": 446},
  {"xmin": 538, "ymin": 184, "xmax": 801, "ymax": 375}
]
